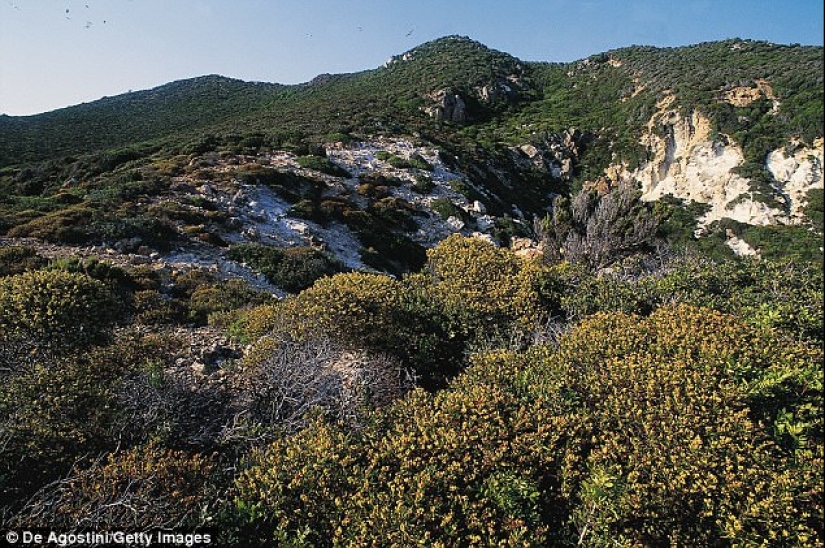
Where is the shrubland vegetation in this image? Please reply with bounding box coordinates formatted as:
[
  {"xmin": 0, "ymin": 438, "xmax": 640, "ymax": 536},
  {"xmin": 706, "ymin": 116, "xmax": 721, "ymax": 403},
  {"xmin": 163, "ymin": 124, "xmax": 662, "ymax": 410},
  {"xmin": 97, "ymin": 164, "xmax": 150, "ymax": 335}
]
[
  {"xmin": 1, "ymin": 232, "xmax": 821, "ymax": 544},
  {"xmin": 0, "ymin": 36, "xmax": 822, "ymax": 545}
]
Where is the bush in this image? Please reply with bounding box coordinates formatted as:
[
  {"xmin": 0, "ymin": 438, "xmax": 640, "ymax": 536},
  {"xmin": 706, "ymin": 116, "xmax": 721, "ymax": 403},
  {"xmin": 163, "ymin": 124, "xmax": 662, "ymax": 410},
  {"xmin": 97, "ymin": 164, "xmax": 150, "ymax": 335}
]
[
  {"xmin": 429, "ymin": 197, "xmax": 468, "ymax": 222},
  {"xmin": 243, "ymin": 271, "xmax": 457, "ymax": 385},
  {"xmin": 805, "ymin": 187, "xmax": 824, "ymax": 232},
  {"xmin": 295, "ymin": 155, "xmax": 351, "ymax": 178},
  {"xmin": 230, "ymin": 304, "xmax": 823, "ymax": 546},
  {"xmin": 425, "ymin": 234, "xmax": 546, "ymax": 339},
  {"xmin": 188, "ymin": 279, "xmax": 271, "ymax": 324},
  {"xmin": 10, "ymin": 443, "xmax": 217, "ymax": 530},
  {"xmin": 233, "ymin": 334, "xmax": 408, "ymax": 438},
  {"xmin": 411, "ymin": 174, "xmax": 435, "ymax": 194},
  {"xmin": 537, "ymin": 183, "xmax": 660, "ymax": 269},
  {"xmin": 0, "ymin": 246, "xmax": 46, "ymax": 277},
  {"xmin": 6, "ymin": 205, "xmax": 96, "ymax": 244},
  {"xmin": 0, "ymin": 270, "xmax": 120, "ymax": 352},
  {"xmin": 0, "ymin": 344, "xmax": 129, "ymax": 507},
  {"xmin": 228, "ymin": 244, "xmax": 342, "ymax": 293}
]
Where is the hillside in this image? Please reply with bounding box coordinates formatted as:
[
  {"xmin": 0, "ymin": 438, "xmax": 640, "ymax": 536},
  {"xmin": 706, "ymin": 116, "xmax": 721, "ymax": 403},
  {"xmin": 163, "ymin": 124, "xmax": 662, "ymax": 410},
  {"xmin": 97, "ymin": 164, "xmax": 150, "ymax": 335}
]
[
  {"xmin": 1, "ymin": 36, "xmax": 822, "ymax": 260},
  {"xmin": 0, "ymin": 36, "xmax": 823, "ymax": 544}
]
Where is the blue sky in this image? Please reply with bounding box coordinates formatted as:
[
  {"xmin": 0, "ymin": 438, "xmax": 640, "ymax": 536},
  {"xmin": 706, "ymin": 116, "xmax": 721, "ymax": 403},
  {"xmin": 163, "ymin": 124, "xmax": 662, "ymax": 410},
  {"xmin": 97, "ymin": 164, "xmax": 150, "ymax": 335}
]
[{"xmin": 1, "ymin": 0, "xmax": 822, "ymax": 116}]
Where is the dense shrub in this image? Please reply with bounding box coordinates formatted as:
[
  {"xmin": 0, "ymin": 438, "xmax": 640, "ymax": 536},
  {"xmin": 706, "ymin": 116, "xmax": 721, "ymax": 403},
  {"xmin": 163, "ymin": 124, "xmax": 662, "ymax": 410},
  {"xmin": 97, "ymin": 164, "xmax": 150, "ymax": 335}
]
[
  {"xmin": 654, "ymin": 254, "xmax": 824, "ymax": 343},
  {"xmin": 244, "ymin": 271, "xmax": 457, "ymax": 385},
  {"xmin": 10, "ymin": 443, "xmax": 217, "ymax": 531},
  {"xmin": 425, "ymin": 234, "xmax": 546, "ymax": 339},
  {"xmin": 228, "ymin": 243, "xmax": 342, "ymax": 293},
  {"xmin": 0, "ymin": 245, "xmax": 46, "ymax": 277},
  {"xmin": 0, "ymin": 351, "xmax": 123, "ymax": 506},
  {"xmin": 295, "ymin": 155, "xmax": 351, "ymax": 178},
  {"xmin": 6, "ymin": 205, "xmax": 96, "ymax": 243},
  {"xmin": 411, "ymin": 174, "xmax": 435, "ymax": 194},
  {"xmin": 536, "ymin": 252, "xmax": 824, "ymax": 344},
  {"xmin": 0, "ymin": 270, "xmax": 120, "ymax": 352},
  {"xmin": 188, "ymin": 279, "xmax": 271, "ymax": 324},
  {"xmin": 805, "ymin": 187, "xmax": 824, "ymax": 232},
  {"xmin": 230, "ymin": 305, "xmax": 822, "ymax": 546},
  {"xmin": 537, "ymin": 183, "xmax": 660, "ymax": 270},
  {"xmin": 429, "ymin": 197, "xmax": 468, "ymax": 222}
]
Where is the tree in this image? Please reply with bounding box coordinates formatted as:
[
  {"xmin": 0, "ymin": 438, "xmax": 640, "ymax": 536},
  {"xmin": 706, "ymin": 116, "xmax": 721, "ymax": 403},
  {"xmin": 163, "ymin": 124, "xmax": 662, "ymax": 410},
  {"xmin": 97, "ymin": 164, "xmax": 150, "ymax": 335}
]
[{"xmin": 536, "ymin": 181, "xmax": 660, "ymax": 270}]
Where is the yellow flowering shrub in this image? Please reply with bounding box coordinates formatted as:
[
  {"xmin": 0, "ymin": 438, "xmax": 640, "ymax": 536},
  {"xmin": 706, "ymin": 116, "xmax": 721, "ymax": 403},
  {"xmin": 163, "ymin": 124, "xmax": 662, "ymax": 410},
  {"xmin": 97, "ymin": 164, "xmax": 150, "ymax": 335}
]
[
  {"xmin": 231, "ymin": 304, "xmax": 822, "ymax": 546},
  {"xmin": 0, "ymin": 269, "xmax": 119, "ymax": 352},
  {"xmin": 243, "ymin": 271, "xmax": 460, "ymax": 384},
  {"xmin": 425, "ymin": 234, "xmax": 546, "ymax": 337}
]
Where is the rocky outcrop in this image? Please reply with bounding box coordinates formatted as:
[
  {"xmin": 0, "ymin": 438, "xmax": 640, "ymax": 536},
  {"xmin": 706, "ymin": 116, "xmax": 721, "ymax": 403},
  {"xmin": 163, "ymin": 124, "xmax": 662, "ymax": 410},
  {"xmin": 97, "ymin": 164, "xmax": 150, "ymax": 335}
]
[
  {"xmin": 631, "ymin": 104, "xmax": 823, "ymax": 228},
  {"xmin": 766, "ymin": 138, "xmax": 824, "ymax": 221},
  {"xmin": 424, "ymin": 89, "xmax": 467, "ymax": 122},
  {"xmin": 510, "ymin": 129, "xmax": 586, "ymax": 182},
  {"xmin": 723, "ymin": 79, "xmax": 778, "ymax": 111}
]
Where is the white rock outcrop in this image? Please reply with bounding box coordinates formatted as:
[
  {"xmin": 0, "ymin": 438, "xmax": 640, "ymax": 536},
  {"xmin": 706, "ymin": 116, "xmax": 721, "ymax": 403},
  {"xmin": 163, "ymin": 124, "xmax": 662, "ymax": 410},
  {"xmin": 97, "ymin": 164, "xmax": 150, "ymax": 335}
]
[
  {"xmin": 631, "ymin": 106, "xmax": 823, "ymax": 229},
  {"xmin": 766, "ymin": 138, "xmax": 824, "ymax": 221}
]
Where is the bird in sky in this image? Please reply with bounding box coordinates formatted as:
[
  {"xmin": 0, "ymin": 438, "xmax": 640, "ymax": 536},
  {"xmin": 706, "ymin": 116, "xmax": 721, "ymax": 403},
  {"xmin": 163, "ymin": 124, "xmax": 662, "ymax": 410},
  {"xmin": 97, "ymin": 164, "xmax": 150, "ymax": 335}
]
[{"xmin": 405, "ymin": 28, "xmax": 415, "ymax": 37}]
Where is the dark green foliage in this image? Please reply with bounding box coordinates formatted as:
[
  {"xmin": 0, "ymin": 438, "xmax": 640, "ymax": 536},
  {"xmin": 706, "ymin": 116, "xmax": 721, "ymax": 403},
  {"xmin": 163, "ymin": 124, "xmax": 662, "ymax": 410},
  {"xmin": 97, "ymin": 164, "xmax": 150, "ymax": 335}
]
[
  {"xmin": 411, "ymin": 174, "xmax": 435, "ymax": 194},
  {"xmin": 805, "ymin": 188, "xmax": 823, "ymax": 232},
  {"xmin": 0, "ymin": 76, "xmax": 283, "ymax": 167},
  {"xmin": 701, "ymin": 217, "xmax": 824, "ymax": 264},
  {"xmin": 228, "ymin": 243, "xmax": 343, "ymax": 293},
  {"xmin": 357, "ymin": 230, "xmax": 427, "ymax": 276},
  {"xmin": 430, "ymin": 197, "xmax": 468, "ymax": 222},
  {"xmin": 539, "ymin": 252, "xmax": 824, "ymax": 344},
  {"xmin": 0, "ymin": 246, "xmax": 46, "ymax": 276},
  {"xmin": 295, "ymin": 155, "xmax": 351, "ymax": 178}
]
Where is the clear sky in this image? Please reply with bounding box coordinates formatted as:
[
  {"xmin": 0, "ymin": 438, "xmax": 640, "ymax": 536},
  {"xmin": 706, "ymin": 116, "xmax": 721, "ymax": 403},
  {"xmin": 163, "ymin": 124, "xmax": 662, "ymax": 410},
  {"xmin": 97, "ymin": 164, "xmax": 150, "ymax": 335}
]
[{"xmin": 1, "ymin": 0, "xmax": 823, "ymax": 116}]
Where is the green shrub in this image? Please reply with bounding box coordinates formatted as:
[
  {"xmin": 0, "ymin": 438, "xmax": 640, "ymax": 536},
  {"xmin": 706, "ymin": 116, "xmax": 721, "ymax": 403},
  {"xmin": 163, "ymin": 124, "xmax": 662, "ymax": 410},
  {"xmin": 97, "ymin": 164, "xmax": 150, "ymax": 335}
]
[
  {"xmin": 0, "ymin": 246, "xmax": 46, "ymax": 277},
  {"xmin": 411, "ymin": 174, "xmax": 435, "ymax": 194},
  {"xmin": 243, "ymin": 271, "xmax": 457, "ymax": 385},
  {"xmin": 228, "ymin": 244, "xmax": 342, "ymax": 293},
  {"xmin": 0, "ymin": 270, "xmax": 120, "ymax": 352},
  {"xmin": 429, "ymin": 197, "xmax": 469, "ymax": 223},
  {"xmin": 89, "ymin": 215, "xmax": 179, "ymax": 251},
  {"xmin": 231, "ymin": 305, "xmax": 822, "ymax": 546},
  {"xmin": 132, "ymin": 289, "xmax": 188, "ymax": 326},
  {"xmin": 6, "ymin": 205, "xmax": 96, "ymax": 244},
  {"xmin": 188, "ymin": 279, "xmax": 271, "ymax": 324},
  {"xmin": 0, "ymin": 336, "xmax": 146, "ymax": 507},
  {"xmin": 380, "ymin": 152, "xmax": 432, "ymax": 171},
  {"xmin": 296, "ymin": 155, "xmax": 351, "ymax": 178},
  {"xmin": 805, "ymin": 187, "xmax": 823, "ymax": 232},
  {"xmin": 654, "ymin": 255, "xmax": 824, "ymax": 343}
]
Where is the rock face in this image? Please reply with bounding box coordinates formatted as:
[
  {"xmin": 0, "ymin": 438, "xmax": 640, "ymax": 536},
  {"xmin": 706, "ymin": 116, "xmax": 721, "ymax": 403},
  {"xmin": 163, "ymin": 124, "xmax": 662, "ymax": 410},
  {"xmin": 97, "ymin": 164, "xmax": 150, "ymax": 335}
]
[
  {"xmin": 631, "ymin": 104, "xmax": 824, "ymax": 228},
  {"xmin": 766, "ymin": 138, "xmax": 824, "ymax": 221},
  {"xmin": 510, "ymin": 129, "xmax": 585, "ymax": 182},
  {"xmin": 424, "ymin": 90, "xmax": 467, "ymax": 122}
]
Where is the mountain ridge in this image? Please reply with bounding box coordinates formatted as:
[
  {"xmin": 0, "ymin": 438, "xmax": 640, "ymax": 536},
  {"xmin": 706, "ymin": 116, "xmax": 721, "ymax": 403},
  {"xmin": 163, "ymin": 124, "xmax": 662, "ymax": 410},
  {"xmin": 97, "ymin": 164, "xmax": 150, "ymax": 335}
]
[{"xmin": 0, "ymin": 35, "xmax": 822, "ymax": 264}]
